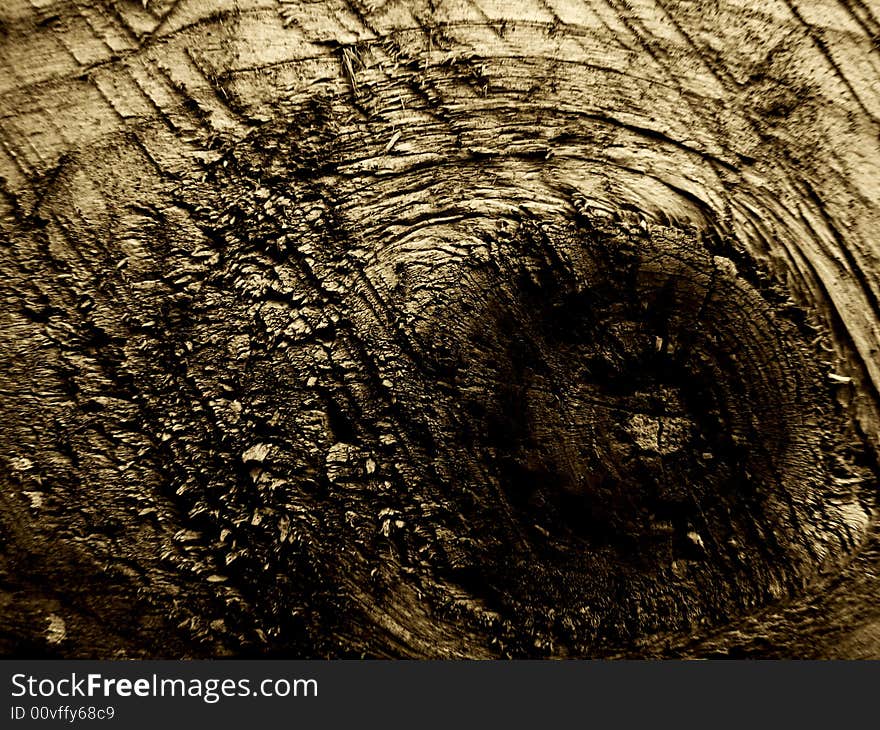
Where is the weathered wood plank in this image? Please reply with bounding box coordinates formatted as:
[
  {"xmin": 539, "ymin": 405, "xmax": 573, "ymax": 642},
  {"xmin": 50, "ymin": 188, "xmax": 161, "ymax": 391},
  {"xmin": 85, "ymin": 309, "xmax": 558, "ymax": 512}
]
[{"xmin": 1, "ymin": 0, "xmax": 878, "ymax": 658}]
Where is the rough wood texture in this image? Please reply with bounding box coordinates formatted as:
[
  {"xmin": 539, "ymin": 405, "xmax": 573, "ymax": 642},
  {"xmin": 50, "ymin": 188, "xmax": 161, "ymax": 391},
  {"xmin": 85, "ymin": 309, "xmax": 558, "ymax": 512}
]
[{"xmin": 1, "ymin": 0, "xmax": 878, "ymax": 658}]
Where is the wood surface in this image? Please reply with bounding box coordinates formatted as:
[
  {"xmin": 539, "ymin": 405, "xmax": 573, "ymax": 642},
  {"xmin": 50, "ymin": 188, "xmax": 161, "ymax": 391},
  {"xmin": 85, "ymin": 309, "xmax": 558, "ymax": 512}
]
[{"xmin": 1, "ymin": 0, "xmax": 879, "ymax": 658}]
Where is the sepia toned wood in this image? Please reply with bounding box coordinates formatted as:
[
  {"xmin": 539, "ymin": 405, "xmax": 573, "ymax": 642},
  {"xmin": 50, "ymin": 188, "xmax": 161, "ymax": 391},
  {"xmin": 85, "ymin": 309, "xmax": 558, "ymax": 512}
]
[{"xmin": 0, "ymin": 0, "xmax": 878, "ymax": 658}]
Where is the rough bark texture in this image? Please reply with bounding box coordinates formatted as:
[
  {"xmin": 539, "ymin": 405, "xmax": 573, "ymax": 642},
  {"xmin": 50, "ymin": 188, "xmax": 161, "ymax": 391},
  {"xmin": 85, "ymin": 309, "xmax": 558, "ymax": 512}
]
[{"xmin": 1, "ymin": 0, "xmax": 879, "ymax": 658}]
